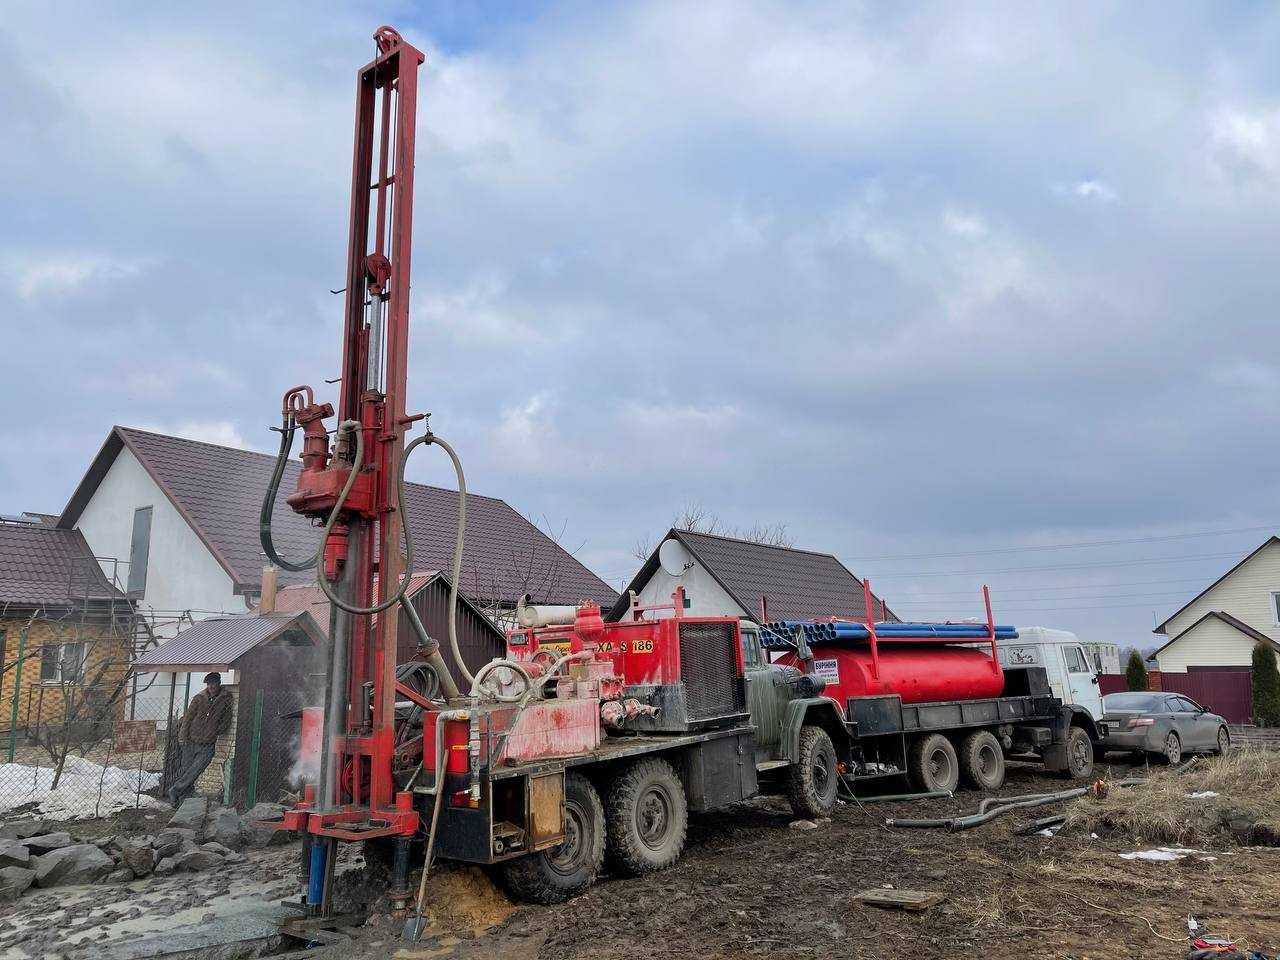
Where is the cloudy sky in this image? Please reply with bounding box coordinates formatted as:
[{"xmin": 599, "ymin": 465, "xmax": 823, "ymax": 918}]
[{"xmin": 3, "ymin": 2, "xmax": 1279, "ymax": 648}]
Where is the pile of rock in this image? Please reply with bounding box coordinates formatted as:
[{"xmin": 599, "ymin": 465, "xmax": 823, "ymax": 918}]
[{"xmin": 0, "ymin": 797, "xmax": 289, "ymax": 901}]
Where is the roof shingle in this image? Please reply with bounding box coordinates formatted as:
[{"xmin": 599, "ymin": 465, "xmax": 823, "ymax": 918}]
[
  {"xmin": 133, "ymin": 611, "xmax": 322, "ymax": 671},
  {"xmin": 0, "ymin": 522, "xmax": 125, "ymax": 607},
  {"xmin": 608, "ymin": 528, "xmax": 895, "ymax": 623}
]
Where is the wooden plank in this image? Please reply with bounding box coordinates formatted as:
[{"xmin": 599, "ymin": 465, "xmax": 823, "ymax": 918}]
[{"xmin": 854, "ymin": 889, "xmax": 946, "ymax": 913}]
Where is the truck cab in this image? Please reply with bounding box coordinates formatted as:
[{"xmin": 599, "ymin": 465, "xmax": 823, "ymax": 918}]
[{"xmin": 997, "ymin": 626, "xmax": 1104, "ymax": 721}]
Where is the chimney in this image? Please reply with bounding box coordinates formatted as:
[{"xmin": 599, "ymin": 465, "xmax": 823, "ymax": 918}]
[{"xmin": 260, "ymin": 564, "xmax": 278, "ymax": 614}]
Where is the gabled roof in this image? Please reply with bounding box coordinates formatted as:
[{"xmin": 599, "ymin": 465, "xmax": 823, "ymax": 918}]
[
  {"xmin": 133, "ymin": 611, "xmax": 324, "ymax": 672},
  {"xmin": 1151, "ymin": 610, "xmax": 1280, "ymax": 660},
  {"xmin": 57, "ymin": 426, "xmax": 617, "ymax": 607},
  {"xmin": 1153, "ymin": 536, "xmax": 1280, "ymax": 635},
  {"xmin": 0, "ymin": 521, "xmax": 126, "ymax": 607},
  {"xmin": 608, "ymin": 528, "xmax": 896, "ymax": 623}
]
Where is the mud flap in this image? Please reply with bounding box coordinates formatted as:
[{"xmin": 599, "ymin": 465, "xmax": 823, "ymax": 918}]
[{"xmin": 1041, "ymin": 743, "xmax": 1069, "ymax": 772}]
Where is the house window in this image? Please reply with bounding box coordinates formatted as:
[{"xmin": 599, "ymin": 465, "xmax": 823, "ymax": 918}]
[
  {"xmin": 126, "ymin": 506, "xmax": 153, "ymax": 597},
  {"xmin": 39, "ymin": 642, "xmax": 86, "ymax": 684},
  {"xmin": 1272, "ymin": 591, "xmax": 1280, "ymax": 625}
]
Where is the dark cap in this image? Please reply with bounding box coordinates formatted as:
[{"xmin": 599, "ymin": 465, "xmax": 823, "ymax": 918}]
[{"xmin": 203, "ymin": 672, "xmax": 221, "ymax": 685}]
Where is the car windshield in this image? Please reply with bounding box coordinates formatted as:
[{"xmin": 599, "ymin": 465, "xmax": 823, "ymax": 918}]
[{"xmin": 1102, "ymin": 693, "xmax": 1163, "ymax": 711}]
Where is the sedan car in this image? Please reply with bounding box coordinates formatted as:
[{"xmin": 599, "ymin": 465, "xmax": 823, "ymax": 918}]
[{"xmin": 1099, "ymin": 692, "xmax": 1230, "ymax": 764}]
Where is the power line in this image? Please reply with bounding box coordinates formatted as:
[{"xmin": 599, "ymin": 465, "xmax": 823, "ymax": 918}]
[
  {"xmin": 862, "ymin": 549, "xmax": 1245, "ymax": 579},
  {"xmin": 885, "ymin": 575, "xmax": 1209, "ymax": 600},
  {"xmin": 847, "ymin": 523, "xmax": 1275, "ymax": 563},
  {"xmin": 893, "ymin": 588, "xmax": 1192, "ymax": 604}
]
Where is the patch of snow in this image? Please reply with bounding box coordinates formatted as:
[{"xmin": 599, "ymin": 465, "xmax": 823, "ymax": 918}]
[
  {"xmin": 1119, "ymin": 847, "xmax": 1214, "ymax": 862},
  {"xmin": 0, "ymin": 756, "xmax": 163, "ymax": 821},
  {"xmin": 1185, "ymin": 790, "xmax": 1219, "ymax": 800}
]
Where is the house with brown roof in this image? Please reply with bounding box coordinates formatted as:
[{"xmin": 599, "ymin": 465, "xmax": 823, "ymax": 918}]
[
  {"xmin": 1149, "ymin": 535, "xmax": 1280, "ymax": 723},
  {"xmin": 609, "ymin": 529, "xmax": 895, "ymax": 625},
  {"xmin": 53, "ymin": 425, "xmax": 616, "ymax": 717},
  {"xmin": 0, "ymin": 516, "xmax": 135, "ymax": 733}
]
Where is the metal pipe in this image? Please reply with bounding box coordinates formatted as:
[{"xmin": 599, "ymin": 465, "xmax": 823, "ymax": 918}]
[
  {"xmin": 887, "ymin": 788, "xmax": 1090, "ymax": 830},
  {"xmin": 318, "ymin": 531, "xmax": 360, "ymax": 812}
]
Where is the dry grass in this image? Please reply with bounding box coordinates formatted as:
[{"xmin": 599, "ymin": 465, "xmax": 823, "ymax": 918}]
[{"xmin": 1068, "ymin": 747, "xmax": 1280, "ymax": 846}]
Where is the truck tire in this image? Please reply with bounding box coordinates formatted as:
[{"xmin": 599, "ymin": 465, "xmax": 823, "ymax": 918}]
[
  {"xmin": 1063, "ymin": 725, "xmax": 1095, "ymax": 779},
  {"xmin": 907, "ymin": 734, "xmax": 959, "ymax": 794},
  {"xmin": 958, "ymin": 730, "xmax": 1005, "ymax": 791},
  {"xmin": 502, "ymin": 771, "xmax": 604, "ymax": 904},
  {"xmin": 787, "ymin": 725, "xmax": 840, "ymax": 819},
  {"xmin": 605, "ymin": 757, "xmax": 688, "ymax": 876}
]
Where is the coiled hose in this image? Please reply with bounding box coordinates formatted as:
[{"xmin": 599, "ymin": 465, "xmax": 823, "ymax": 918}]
[{"xmin": 257, "ymin": 416, "xmax": 472, "ymax": 695}]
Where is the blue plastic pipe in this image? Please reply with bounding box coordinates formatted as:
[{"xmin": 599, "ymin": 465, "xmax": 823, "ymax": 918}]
[{"xmin": 308, "ymin": 842, "xmax": 327, "ymax": 906}]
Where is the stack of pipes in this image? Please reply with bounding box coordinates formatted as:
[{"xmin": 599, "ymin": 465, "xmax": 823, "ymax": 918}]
[{"xmin": 764, "ymin": 620, "xmax": 1018, "ymax": 644}]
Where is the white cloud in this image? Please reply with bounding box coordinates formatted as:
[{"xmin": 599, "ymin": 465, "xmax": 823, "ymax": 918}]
[
  {"xmin": 1053, "ymin": 179, "xmax": 1117, "ymax": 203},
  {"xmin": 1210, "ymin": 107, "xmax": 1280, "ymax": 180},
  {"xmin": 4, "ymin": 251, "xmax": 148, "ymax": 300},
  {"xmin": 138, "ymin": 420, "xmax": 256, "ymax": 451},
  {"xmin": 944, "ymin": 211, "xmax": 989, "ymax": 239},
  {"xmin": 1073, "ymin": 179, "xmax": 1117, "ymax": 202}
]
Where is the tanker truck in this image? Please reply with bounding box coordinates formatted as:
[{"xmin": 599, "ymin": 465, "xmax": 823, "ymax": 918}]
[{"xmin": 754, "ymin": 586, "xmax": 1106, "ymax": 808}]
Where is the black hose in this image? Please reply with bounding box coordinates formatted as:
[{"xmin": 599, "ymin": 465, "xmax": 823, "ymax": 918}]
[{"xmin": 259, "ymin": 414, "xmax": 319, "ymax": 573}]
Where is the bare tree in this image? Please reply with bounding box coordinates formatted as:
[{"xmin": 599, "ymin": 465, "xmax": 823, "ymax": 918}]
[
  {"xmin": 468, "ymin": 515, "xmax": 587, "ymax": 630},
  {"xmin": 632, "ymin": 502, "xmax": 794, "ymax": 560}
]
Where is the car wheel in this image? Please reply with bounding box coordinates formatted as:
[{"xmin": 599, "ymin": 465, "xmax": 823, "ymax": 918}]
[
  {"xmin": 1215, "ymin": 726, "xmax": 1230, "ymax": 755},
  {"xmin": 1161, "ymin": 731, "xmax": 1182, "ymax": 765}
]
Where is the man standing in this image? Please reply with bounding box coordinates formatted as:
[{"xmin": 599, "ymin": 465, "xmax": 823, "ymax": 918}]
[{"xmin": 167, "ymin": 672, "xmax": 235, "ymax": 805}]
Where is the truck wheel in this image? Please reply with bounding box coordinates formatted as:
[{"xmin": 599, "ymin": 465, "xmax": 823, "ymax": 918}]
[
  {"xmin": 958, "ymin": 730, "xmax": 1005, "ymax": 791},
  {"xmin": 1063, "ymin": 726, "xmax": 1095, "ymax": 779},
  {"xmin": 907, "ymin": 734, "xmax": 959, "ymax": 794},
  {"xmin": 605, "ymin": 757, "xmax": 688, "ymax": 876},
  {"xmin": 503, "ymin": 771, "xmax": 604, "ymax": 904},
  {"xmin": 787, "ymin": 726, "xmax": 840, "ymax": 819}
]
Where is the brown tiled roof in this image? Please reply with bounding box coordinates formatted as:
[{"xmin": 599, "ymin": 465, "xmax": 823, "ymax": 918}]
[
  {"xmin": 607, "ymin": 528, "xmax": 896, "ymax": 623},
  {"xmin": 0, "ymin": 522, "xmax": 126, "ymax": 607},
  {"xmin": 133, "ymin": 611, "xmax": 324, "ymax": 672},
  {"xmin": 57, "ymin": 427, "xmax": 616, "ymax": 607}
]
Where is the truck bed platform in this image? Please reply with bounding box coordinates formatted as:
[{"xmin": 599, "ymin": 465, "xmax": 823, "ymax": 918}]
[{"xmin": 485, "ymin": 723, "xmax": 758, "ymax": 782}]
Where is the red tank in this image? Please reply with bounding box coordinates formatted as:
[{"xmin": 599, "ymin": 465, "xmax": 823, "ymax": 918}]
[{"xmin": 778, "ymin": 643, "xmax": 1004, "ymax": 705}]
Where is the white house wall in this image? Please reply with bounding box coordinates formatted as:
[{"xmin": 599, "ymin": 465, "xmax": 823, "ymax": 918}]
[
  {"xmin": 73, "ymin": 445, "xmax": 248, "ymax": 722},
  {"xmin": 632, "ymin": 561, "xmax": 745, "ymax": 619},
  {"xmin": 1163, "ymin": 541, "xmax": 1280, "ymax": 644},
  {"xmin": 1156, "ymin": 616, "xmax": 1262, "ymax": 673}
]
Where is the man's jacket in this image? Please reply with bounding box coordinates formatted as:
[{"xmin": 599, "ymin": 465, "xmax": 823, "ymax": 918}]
[{"xmin": 179, "ymin": 687, "xmax": 235, "ymax": 745}]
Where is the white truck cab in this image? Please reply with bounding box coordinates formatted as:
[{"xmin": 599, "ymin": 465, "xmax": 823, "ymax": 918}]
[{"xmin": 997, "ymin": 626, "xmax": 1104, "ymax": 721}]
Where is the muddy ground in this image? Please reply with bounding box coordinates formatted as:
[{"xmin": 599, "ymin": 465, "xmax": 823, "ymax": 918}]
[{"xmin": 334, "ymin": 756, "xmax": 1280, "ymax": 960}]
